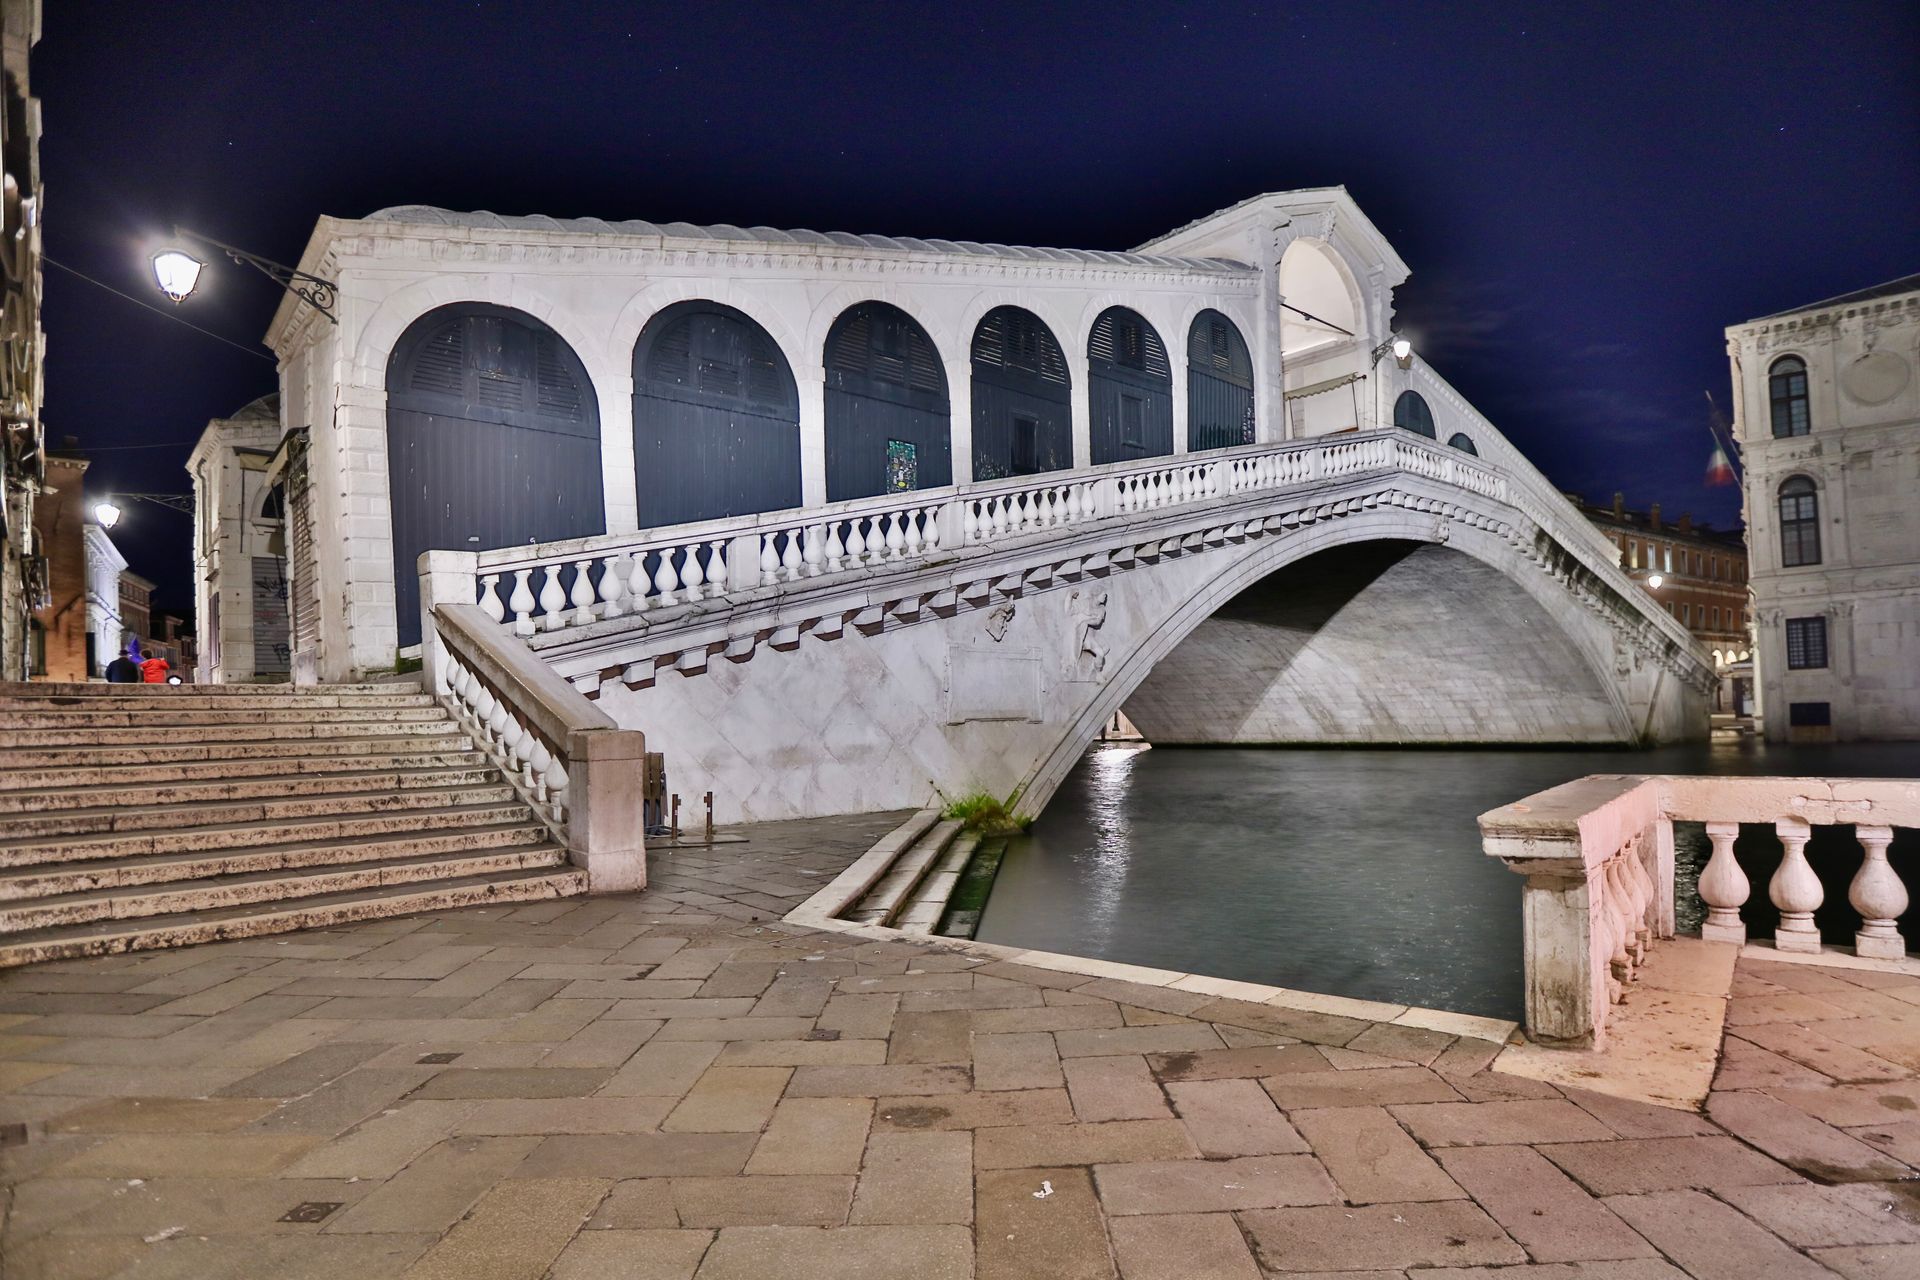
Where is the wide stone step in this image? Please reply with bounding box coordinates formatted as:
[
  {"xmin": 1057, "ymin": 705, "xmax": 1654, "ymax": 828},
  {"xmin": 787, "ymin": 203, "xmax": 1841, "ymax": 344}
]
[
  {"xmin": 0, "ymin": 733, "xmax": 475, "ymax": 772},
  {"xmin": 0, "ymin": 681, "xmax": 419, "ymax": 696},
  {"xmin": 0, "ymin": 705, "xmax": 447, "ymax": 729},
  {"xmin": 894, "ymin": 831, "xmax": 980, "ymax": 934},
  {"xmin": 2, "ymin": 781, "xmax": 520, "ymax": 838},
  {"xmin": 0, "ymin": 764, "xmax": 501, "ymax": 816},
  {"xmin": 0, "ymin": 803, "xmax": 539, "ymax": 870},
  {"xmin": 0, "ymin": 866, "xmax": 586, "ymax": 968},
  {"xmin": 847, "ymin": 818, "xmax": 963, "ymax": 927},
  {"xmin": 0, "ymin": 844, "xmax": 573, "ymax": 932},
  {"xmin": 0, "ymin": 692, "xmax": 437, "ymax": 712},
  {"xmin": 0, "ymin": 822, "xmax": 555, "ymax": 901},
  {"xmin": 0, "ymin": 750, "xmax": 490, "ymax": 795},
  {"xmin": 0, "ymin": 718, "xmax": 461, "ymax": 748}
]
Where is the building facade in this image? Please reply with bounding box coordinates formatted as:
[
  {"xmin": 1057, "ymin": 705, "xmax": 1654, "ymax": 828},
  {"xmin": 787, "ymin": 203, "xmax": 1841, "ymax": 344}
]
[
  {"xmin": 256, "ymin": 189, "xmax": 1562, "ymax": 682},
  {"xmin": 1578, "ymin": 492, "xmax": 1751, "ymax": 713},
  {"xmin": 83, "ymin": 520, "xmax": 127, "ymax": 668},
  {"xmin": 1727, "ymin": 274, "xmax": 1920, "ymax": 742},
  {"xmin": 27, "ymin": 451, "xmax": 86, "ymax": 678},
  {"xmin": 0, "ymin": 0, "xmax": 42, "ymax": 681},
  {"xmin": 188, "ymin": 394, "xmax": 290, "ymax": 682}
]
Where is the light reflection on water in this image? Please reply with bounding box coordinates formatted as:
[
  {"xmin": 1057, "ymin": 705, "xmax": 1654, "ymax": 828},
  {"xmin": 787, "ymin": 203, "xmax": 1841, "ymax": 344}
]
[{"xmin": 976, "ymin": 739, "xmax": 1920, "ymax": 1021}]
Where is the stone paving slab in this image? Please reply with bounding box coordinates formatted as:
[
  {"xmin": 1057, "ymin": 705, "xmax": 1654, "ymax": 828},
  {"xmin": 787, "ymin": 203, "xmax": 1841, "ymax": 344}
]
[{"xmin": 4, "ymin": 809, "xmax": 1920, "ymax": 1278}]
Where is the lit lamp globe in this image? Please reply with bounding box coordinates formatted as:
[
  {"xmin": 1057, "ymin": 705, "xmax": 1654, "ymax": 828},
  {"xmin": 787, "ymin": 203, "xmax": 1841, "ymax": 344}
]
[
  {"xmin": 151, "ymin": 250, "xmax": 204, "ymax": 303},
  {"xmin": 92, "ymin": 500, "xmax": 122, "ymax": 529},
  {"xmin": 1646, "ymin": 573, "xmax": 1664, "ymax": 590},
  {"xmin": 1391, "ymin": 338, "xmax": 1412, "ymax": 363}
]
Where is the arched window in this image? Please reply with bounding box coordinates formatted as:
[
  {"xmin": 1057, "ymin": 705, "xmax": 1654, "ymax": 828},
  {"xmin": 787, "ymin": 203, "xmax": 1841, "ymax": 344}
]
[
  {"xmin": 386, "ymin": 304, "xmax": 604, "ymax": 649},
  {"xmin": 1769, "ymin": 356, "xmax": 1810, "ymax": 438},
  {"xmin": 971, "ymin": 307, "xmax": 1070, "ymax": 479},
  {"xmin": 257, "ymin": 487, "xmax": 285, "ymax": 523},
  {"xmin": 1088, "ymin": 306, "xmax": 1172, "ymax": 464},
  {"xmin": 633, "ymin": 301, "xmax": 800, "ymax": 527},
  {"xmin": 1446, "ymin": 432, "xmax": 1478, "ymax": 455},
  {"xmin": 1186, "ymin": 310, "xmax": 1255, "ymax": 452},
  {"xmin": 823, "ymin": 302, "xmax": 951, "ymax": 500},
  {"xmin": 1394, "ymin": 390, "xmax": 1435, "ymax": 439},
  {"xmin": 1777, "ymin": 476, "xmax": 1821, "ymax": 566}
]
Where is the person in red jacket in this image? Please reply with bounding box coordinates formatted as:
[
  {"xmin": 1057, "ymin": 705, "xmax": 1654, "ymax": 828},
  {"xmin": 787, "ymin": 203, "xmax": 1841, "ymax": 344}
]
[{"xmin": 140, "ymin": 654, "xmax": 171, "ymax": 684}]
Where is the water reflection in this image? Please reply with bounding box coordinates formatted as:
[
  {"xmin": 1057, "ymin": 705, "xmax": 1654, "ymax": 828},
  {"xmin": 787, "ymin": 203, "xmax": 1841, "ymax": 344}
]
[{"xmin": 976, "ymin": 739, "xmax": 1920, "ymax": 1021}]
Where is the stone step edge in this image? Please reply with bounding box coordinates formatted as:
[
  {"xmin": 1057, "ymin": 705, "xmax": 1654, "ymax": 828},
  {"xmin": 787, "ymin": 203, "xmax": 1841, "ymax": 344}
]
[
  {"xmin": 0, "ymin": 845, "xmax": 573, "ymax": 932},
  {"xmin": 0, "ymin": 764, "xmax": 500, "ymax": 813},
  {"xmin": 1, "ymin": 781, "xmax": 521, "ymax": 837},
  {"xmin": 848, "ymin": 819, "xmax": 964, "ymax": 928},
  {"xmin": 0, "ymin": 867, "xmax": 586, "ymax": 969},
  {"xmin": 894, "ymin": 831, "xmax": 982, "ymax": 935},
  {"xmin": 0, "ymin": 804, "xmax": 540, "ymax": 866},
  {"xmin": 785, "ymin": 811, "xmax": 1517, "ymax": 1049},
  {"xmin": 0, "ymin": 682, "xmax": 422, "ymax": 695},
  {"xmin": 0, "ymin": 733, "xmax": 474, "ymax": 766},
  {"xmin": 0, "ymin": 752, "xmax": 490, "ymax": 795}
]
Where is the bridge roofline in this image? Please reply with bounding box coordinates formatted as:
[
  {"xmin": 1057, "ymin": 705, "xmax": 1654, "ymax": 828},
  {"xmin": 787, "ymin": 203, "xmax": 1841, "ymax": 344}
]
[{"xmin": 1131, "ymin": 187, "xmax": 1411, "ymax": 284}]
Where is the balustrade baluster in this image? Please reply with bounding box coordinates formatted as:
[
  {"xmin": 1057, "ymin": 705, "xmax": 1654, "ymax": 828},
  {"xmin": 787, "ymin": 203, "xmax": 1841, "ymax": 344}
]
[
  {"xmin": 759, "ymin": 533, "xmax": 780, "ymax": 587},
  {"xmin": 508, "ymin": 569, "xmax": 536, "ymax": 636},
  {"xmin": 1699, "ymin": 821, "xmax": 1749, "ymax": 943},
  {"xmin": 826, "ymin": 520, "xmax": 848, "ymax": 569},
  {"xmin": 707, "ymin": 539, "xmax": 729, "ymax": 597},
  {"xmin": 478, "ymin": 574, "xmax": 506, "ymax": 623},
  {"xmin": 844, "ymin": 519, "xmax": 867, "ymax": 566},
  {"xmin": 537, "ymin": 565, "xmax": 567, "ymax": 630},
  {"xmin": 921, "ymin": 505, "xmax": 942, "ymax": 551},
  {"xmin": 903, "ymin": 510, "xmax": 923, "ymax": 556},
  {"xmin": 630, "ymin": 553, "xmax": 654, "ymax": 611},
  {"xmin": 526, "ymin": 735, "xmax": 552, "ymax": 805},
  {"xmin": 569, "ymin": 559, "xmax": 596, "ymax": 626},
  {"xmin": 654, "ymin": 547, "xmax": 681, "ymax": 605},
  {"xmin": 1850, "ymin": 825, "xmax": 1907, "ymax": 959},
  {"xmin": 1603, "ymin": 857, "xmax": 1634, "ymax": 989},
  {"xmin": 679, "ymin": 543, "xmax": 705, "ymax": 600},
  {"xmin": 880, "ymin": 512, "xmax": 903, "ymax": 560},
  {"xmin": 961, "ymin": 503, "xmax": 979, "ymax": 544},
  {"xmin": 781, "ymin": 528, "xmax": 804, "ymax": 580},
  {"xmin": 548, "ymin": 758, "xmax": 570, "ymax": 824},
  {"xmin": 1063, "ymin": 485, "xmax": 1082, "ymax": 523},
  {"xmin": 803, "ymin": 525, "xmax": 825, "ymax": 576},
  {"xmin": 1770, "ymin": 817, "xmax": 1824, "ymax": 953},
  {"xmin": 597, "ymin": 555, "xmax": 625, "ymax": 618}
]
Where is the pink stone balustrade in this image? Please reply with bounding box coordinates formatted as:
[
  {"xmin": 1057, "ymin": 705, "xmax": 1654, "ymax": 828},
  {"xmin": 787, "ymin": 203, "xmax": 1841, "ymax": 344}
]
[
  {"xmin": 436, "ymin": 430, "xmax": 1504, "ymax": 638},
  {"xmin": 1481, "ymin": 774, "xmax": 1920, "ymax": 1049}
]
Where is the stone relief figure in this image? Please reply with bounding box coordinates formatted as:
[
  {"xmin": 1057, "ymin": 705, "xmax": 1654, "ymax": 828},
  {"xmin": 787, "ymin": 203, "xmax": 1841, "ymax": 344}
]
[
  {"xmin": 1069, "ymin": 589, "xmax": 1109, "ymax": 680},
  {"xmin": 984, "ymin": 604, "xmax": 1016, "ymax": 642}
]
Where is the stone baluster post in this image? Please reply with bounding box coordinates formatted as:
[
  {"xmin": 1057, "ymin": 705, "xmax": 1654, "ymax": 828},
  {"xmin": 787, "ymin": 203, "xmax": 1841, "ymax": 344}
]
[
  {"xmin": 1849, "ymin": 825, "xmax": 1907, "ymax": 959},
  {"xmin": 1698, "ymin": 821, "xmax": 1749, "ymax": 943},
  {"xmin": 1770, "ymin": 816, "xmax": 1824, "ymax": 953}
]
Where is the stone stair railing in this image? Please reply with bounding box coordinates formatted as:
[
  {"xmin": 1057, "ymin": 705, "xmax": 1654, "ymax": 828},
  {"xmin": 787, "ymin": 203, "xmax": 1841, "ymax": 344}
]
[
  {"xmin": 417, "ymin": 591, "xmax": 649, "ymax": 892},
  {"xmin": 1480, "ymin": 774, "xmax": 1919, "ymax": 1049},
  {"xmin": 439, "ymin": 431, "xmax": 1505, "ymax": 640}
]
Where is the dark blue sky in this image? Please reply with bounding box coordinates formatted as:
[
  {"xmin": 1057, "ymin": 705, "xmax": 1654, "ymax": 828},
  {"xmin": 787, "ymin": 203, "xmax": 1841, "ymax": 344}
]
[{"xmin": 38, "ymin": 1, "xmax": 1920, "ymax": 609}]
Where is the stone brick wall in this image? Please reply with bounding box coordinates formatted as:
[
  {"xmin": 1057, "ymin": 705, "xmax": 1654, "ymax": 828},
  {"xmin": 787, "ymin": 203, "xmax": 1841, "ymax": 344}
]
[{"xmin": 29, "ymin": 456, "xmax": 89, "ymax": 680}]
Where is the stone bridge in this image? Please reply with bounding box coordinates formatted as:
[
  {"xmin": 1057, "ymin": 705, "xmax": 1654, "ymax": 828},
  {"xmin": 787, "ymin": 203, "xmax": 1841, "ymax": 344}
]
[{"xmin": 420, "ymin": 430, "xmax": 1713, "ymax": 825}]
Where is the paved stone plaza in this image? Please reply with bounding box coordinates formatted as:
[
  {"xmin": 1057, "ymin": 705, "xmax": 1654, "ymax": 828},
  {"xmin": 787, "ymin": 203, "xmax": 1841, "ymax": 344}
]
[{"xmin": 2, "ymin": 814, "xmax": 1917, "ymax": 1279}]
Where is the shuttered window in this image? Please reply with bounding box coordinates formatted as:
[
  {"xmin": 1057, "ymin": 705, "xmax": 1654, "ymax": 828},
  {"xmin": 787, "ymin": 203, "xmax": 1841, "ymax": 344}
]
[
  {"xmin": 1090, "ymin": 309, "xmax": 1170, "ymax": 378},
  {"xmin": 1785, "ymin": 616, "xmax": 1827, "ymax": 669},
  {"xmin": 1394, "ymin": 391, "xmax": 1436, "ymax": 439}
]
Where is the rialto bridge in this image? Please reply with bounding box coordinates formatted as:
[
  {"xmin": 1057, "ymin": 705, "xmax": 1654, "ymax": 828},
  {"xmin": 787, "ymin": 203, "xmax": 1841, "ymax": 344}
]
[{"xmin": 243, "ymin": 187, "xmax": 1711, "ymax": 826}]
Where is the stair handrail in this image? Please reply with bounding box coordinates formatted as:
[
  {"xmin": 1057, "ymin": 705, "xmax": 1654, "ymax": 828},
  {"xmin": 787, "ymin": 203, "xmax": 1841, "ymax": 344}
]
[{"xmin": 420, "ymin": 575, "xmax": 647, "ymax": 893}]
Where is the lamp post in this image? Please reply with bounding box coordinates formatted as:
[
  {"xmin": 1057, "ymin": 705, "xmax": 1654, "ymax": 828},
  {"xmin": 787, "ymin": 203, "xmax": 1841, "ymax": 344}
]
[
  {"xmin": 1369, "ymin": 336, "xmax": 1414, "ymax": 370},
  {"xmin": 93, "ymin": 494, "xmax": 192, "ymax": 528},
  {"xmin": 149, "ymin": 227, "xmax": 338, "ymax": 324}
]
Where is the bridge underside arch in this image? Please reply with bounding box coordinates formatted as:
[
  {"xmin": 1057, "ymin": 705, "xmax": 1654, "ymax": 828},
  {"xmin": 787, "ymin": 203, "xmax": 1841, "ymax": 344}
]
[{"xmin": 1121, "ymin": 540, "xmax": 1629, "ymax": 745}]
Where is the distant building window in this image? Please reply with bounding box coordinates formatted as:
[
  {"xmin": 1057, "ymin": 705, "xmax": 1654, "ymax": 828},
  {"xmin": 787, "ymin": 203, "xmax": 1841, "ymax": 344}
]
[
  {"xmin": 1681, "ymin": 603, "xmax": 1691, "ymax": 626},
  {"xmin": 1769, "ymin": 356, "xmax": 1810, "ymax": 437},
  {"xmin": 1785, "ymin": 616, "xmax": 1828, "ymax": 669},
  {"xmin": 1393, "ymin": 391, "xmax": 1436, "ymax": 439},
  {"xmin": 1710, "ymin": 606, "xmax": 1719, "ymax": 629},
  {"xmin": 1788, "ymin": 701, "xmax": 1831, "ymax": 727},
  {"xmin": 1777, "ymin": 476, "xmax": 1821, "ymax": 566}
]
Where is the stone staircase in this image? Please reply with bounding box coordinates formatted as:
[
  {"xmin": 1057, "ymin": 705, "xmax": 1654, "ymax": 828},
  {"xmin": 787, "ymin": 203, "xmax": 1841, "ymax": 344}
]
[{"xmin": 0, "ymin": 681, "xmax": 587, "ymax": 967}]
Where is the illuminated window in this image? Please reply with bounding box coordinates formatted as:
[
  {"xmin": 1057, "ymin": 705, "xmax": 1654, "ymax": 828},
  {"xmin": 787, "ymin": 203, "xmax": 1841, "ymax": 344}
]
[{"xmin": 1785, "ymin": 616, "xmax": 1827, "ymax": 669}]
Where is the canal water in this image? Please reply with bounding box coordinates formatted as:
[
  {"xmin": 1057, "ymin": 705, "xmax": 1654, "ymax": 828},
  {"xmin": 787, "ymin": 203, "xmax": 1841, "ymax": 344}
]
[{"xmin": 974, "ymin": 739, "xmax": 1920, "ymax": 1021}]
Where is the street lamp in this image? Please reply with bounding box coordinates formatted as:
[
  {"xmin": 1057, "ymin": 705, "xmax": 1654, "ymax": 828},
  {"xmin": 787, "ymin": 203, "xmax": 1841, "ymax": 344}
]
[
  {"xmin": 148, "ymin": 226, "xmax": 338, "ymax": 324},
  {"xmin": 150, "ymin": 249, "xmax": 204, "ymax": 302},
  {"xmin": 92, "ymin": 494, "xmax": 192, "ymax": 528},
  {"xmin": 92, "ymin": 499, "xmax": 122, "ymax": 529},
  {"xmin": 1369, "ymin": 335, "xmax": 1415, "ymax": 370}
]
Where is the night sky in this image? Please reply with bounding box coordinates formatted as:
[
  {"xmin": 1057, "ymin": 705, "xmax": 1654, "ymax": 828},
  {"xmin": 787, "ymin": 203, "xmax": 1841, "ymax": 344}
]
[{"xmin": 36, "ymin": 1, "xmax": 1920, "ymax": 612}]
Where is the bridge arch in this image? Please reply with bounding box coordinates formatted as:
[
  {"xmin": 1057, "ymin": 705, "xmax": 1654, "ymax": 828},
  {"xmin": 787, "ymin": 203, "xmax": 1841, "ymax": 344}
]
[
  {"xmin": 1020, "ymin": 510, "xmax": 1635, "ymax": 814},
  {"xmin": 1186, "ymin": 308, "xmax": 1255, "ymax": 451},
  {"xmin": 970, "ymin": 305, "xmax": 1072, "ymax": 480},
  {"xmin": 1087, "ymin": 305, "xmax": 1173, "ymax": 464}
]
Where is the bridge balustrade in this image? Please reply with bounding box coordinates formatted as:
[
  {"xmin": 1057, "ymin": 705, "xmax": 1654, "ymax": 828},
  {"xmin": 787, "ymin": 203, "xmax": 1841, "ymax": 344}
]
[
  {"xmin": 1480, "ymin": 775, "xmax": 1917, "ymax": 1050},
  {"xmin": 441, "ymin": 430, "xmax": 1508, "ymax": 640}
]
